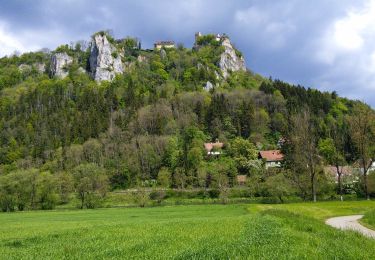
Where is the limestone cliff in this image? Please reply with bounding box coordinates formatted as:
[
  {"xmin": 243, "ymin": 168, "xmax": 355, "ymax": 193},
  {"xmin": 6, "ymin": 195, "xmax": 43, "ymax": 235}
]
[
  {"xmin": 89, "ymin": 34, "xmax": 124, "ymax": 81},
  {"xmin": 219, "ymin": 38, "xmax": 246, "ymax": 78},
  {"xmin": 50, "ymin": 52, "xmax": 73, "ymax": 78}
]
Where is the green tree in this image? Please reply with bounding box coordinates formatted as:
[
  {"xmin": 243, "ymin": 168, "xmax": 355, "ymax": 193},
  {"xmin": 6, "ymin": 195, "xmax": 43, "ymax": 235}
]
[
  {"xmin": 348, "ymin": 103, "xmax": 375, "ymax": 199},
  {"xmin": 72, "ymin": 163, "xmax": 109, "ymax": 209},
  {"xmin": 318, "ymin": 138, "xmax": 345, "ymax": 200},
  {"xmin": 229, "ymin": 137, "xmax": 259, "ymax": 175},
  {"xmin": 37, "ymin": 171, "xmax": 58, "ymax": 209},
  {"xmin": 264, "ymin": 173, "xmax": 295, "ymax": 203},
  {"xmin": 157, "ymin": 167, "xmax": 172, "ymax": 188},
  {"xmin": 287, "ymin": 109, "xmax": 320, "ymax": 202}
]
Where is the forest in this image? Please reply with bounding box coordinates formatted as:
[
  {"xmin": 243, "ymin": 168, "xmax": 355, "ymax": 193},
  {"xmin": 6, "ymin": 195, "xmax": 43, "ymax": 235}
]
[{"xmin": 0, "ymin": 31, "xmax": 374, "ymax": 211}]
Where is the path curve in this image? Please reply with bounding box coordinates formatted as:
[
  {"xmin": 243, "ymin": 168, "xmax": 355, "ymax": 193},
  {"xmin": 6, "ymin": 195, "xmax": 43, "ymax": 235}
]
[{"xmin": 325, "ymin": 215, "xmax": 375, "ymax": 239}]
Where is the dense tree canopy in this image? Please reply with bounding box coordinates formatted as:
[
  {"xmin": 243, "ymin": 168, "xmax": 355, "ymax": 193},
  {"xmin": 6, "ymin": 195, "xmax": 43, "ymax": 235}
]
[{"xmin": 0, "ymin": 32, "xmax": 374, "ymax": 211}]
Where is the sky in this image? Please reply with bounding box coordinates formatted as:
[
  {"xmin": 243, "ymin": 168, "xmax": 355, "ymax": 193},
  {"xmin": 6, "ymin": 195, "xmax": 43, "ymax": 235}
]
[{"xmin": 0, "ymin": 0, "xmax": 375, "ymax": 107}]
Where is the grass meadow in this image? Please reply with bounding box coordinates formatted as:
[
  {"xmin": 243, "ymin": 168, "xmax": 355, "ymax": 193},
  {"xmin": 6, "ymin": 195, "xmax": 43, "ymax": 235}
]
[{"xmin": 0, "ymin": 201, "xmax": 374, "ymax": 259}]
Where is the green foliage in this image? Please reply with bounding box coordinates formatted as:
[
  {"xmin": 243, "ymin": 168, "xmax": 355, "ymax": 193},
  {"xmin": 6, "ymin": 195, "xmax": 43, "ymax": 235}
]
[
  {"xmin": 0, "ymin": 30, "xmax": 373, "ymax": 207},
  {"xmin": 318, "ymin": 138, "xmax": 344, "ymax": 166},
  {"xmin": 72, "ymin": 163, "xmax": 109, "ymax": 209},
  {"xmin": 196, "ymin": 34, "xmax": 221, "ymax": 46},
  {"xmin": 0, "ymin": 169, "xmax": 58, "ymax": 211},
  {"xmin": 118, "ymin": 37, "xmax": 139, "ymax": 57},
  {"xmin": 55, "ymin": 44, "xmax": 75, "ymax": 57},
  {"xmin": 263, "ymin": 173, "xmax": 295, "ymax": 203},
  {"xmin": 131, "ymin": 188, "xmax": 150, "ymax": 207},
  {"xmin": 157, "ymin": 167, "xmax": 172, "ymax": 187},
  {"xmin": 0, "ymin": 65, "xmax": 22, "ymax": 90},
  {"xmin": 93, "ymin": 30, "xmax": 116, "ymax": 44},
  {"xmin": 229, "ymin": 137, "xmax": 259, "ymax": 175},
  {"xmin": 362, "ymin": 208, "xmax": 375, "ymax": 229}
]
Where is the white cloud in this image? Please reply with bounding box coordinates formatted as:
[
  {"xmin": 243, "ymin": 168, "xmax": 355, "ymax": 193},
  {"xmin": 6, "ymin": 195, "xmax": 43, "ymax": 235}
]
[
  {"xmin": 311, "ymin": 0, "xmax": 375, "ymax": 104},
  {"xmin": 0, "ymin": 22, "xmax": 30, "ymax": 56},
  {"xmin": 316, "ymin": 0, "xmax": 375, "ymax": 64},
  {"xmin": 0, "ymin": 20, "xmax": 89, "ymax": 58}
]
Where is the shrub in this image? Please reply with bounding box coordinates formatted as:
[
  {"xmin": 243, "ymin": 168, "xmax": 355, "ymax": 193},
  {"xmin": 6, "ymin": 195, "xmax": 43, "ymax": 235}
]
[
  {"xmin": 132, "ymin": 188, "xmax": 150, "ymax": 207},
  {"xmin": 208, "ymin": 189, "xmax": 220, "ymax": 198},
  {"xmin": 149, "ymin": 190, "xmax": 166, "ymax": 204}
]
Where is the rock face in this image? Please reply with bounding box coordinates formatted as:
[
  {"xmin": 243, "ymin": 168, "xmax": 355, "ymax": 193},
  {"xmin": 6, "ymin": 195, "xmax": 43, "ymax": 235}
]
[
  {"xmin": 204, "ymin": 81, "xmax": 214, "ymax": 91},
  {"xmin": 35, "ymin": 63, "xmax": 46, "ymax": 73},
  {"xmin": 219, "ymin": 38, "xmax": 246, "ymax": 78},
  {"xmin": 89, "ymin": 34, "xmax": 124, "ymax": 81},
  {"xmin": 50, "ymin": 52, "xmax": 73, "ymax": 78}
]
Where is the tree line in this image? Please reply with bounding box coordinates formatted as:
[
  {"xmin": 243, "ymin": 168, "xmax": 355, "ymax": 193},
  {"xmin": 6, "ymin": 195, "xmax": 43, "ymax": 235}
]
[{"xmin": 0, "ymin": 35, "xmax": 374, "ymax": 211}]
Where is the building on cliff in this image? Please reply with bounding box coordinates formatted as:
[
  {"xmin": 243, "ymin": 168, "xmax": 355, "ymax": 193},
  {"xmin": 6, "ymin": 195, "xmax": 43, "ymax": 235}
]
[{"xmin": 154, "ymin": 41, "xmax": 175, "ymax": 50}]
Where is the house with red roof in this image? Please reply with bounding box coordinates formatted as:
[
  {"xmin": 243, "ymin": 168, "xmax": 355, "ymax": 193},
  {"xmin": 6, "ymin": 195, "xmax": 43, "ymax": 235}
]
[
  {"xmin": 204, "ymin": 141, "xmax": 224, "ymax": 156},
  {"xmin": 259, "ymin": 150, "xmax": 284, "ymax": 169}
]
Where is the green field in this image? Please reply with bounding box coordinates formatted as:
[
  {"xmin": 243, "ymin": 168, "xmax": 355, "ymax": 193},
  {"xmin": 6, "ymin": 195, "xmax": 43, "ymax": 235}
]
[{"xmin": 0, "ymin": 201, "xmax": 374, "ymax": 259}]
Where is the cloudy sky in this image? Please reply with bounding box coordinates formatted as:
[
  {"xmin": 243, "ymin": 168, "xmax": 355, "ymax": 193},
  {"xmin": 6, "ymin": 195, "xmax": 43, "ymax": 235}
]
[{"xmin": 1, "ymin": 0, "xmax": 375, "ymax": 107}]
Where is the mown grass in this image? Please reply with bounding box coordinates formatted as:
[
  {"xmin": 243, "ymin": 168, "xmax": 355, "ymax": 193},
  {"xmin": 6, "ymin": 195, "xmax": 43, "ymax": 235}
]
[
  {"xmin": 0, "ymin": 202, "xmax": 374, "ymax": 259},
  {"xmin": 252, "ymin": 200, "xmax": 375, "ymax": 220},
  {"xmin": 362, "ymin": 208, "xmax": 375, "ymax": 229}
]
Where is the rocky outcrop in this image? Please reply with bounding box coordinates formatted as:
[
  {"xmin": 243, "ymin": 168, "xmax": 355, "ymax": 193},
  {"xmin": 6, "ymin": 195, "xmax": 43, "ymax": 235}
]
[
  {"xmin": 204, "ymin": 81, "xmax": 214, "ymax": 91},
  {"xmin": 35, "ymin": 63, "xmax": 46, "ymax": 73},
  {"xmin": 219, "ymin": 38, "xmax": 246, "ymax": 78},
  {"xmin": 50, "ymin": 52, "xmax": 73, "ymax": 78},
  {"xmin": 137, "ymin": 55, "xmax": 147, "ymax": 63},
  {"xmin": 89, "ymin": 34, "xmax": 124, "ymax": 81}
]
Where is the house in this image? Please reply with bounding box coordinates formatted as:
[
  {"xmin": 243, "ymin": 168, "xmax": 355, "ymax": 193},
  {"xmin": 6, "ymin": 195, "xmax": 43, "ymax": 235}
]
[
  {"xmin": 204, "ymin": 141, "xmax": 224, "ymax": 155},
  {"xmin": 237, "ymin": 175, "xmax": 247, "ymax": 186},
  {"xmin": 154, "ymin": 41, "xmax": 175, "ymax": 50},
  {"xmin": 366, "ymin": 161, "xmax": 375, "ymax": 174},
  {"xmin": 259, "ymin": 150, "xmax": 284, "ymax": 169},
  {"xmin": 353, "ymin": 160, "xmax": 375, "ymax": 175},
  {"xmin": 324, "ymin": 166, "xmax": 358, "ymax": 183}
]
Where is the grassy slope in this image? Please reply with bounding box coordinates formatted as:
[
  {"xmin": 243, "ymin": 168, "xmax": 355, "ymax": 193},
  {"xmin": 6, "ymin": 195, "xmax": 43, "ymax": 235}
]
[{"xmin": 0, "ymin": 202, "xmax": 374, "ymax": 259}]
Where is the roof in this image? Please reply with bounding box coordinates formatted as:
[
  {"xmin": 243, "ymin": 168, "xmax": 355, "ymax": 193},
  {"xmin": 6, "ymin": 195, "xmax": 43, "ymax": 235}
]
[
  {"xmin": 259, "ymin": 150, "xmax": 284, "ymax": 162},
  {"xmin": 237, "ymin": 175, "xmax": 247, "ymax": 183},
  {"xmin": 324, "ymin": 166, "xmax": 354, "ymax": 177},
  {"xmin": 204, "ymin": 142, "xmax": 224, "ymax": 152}
]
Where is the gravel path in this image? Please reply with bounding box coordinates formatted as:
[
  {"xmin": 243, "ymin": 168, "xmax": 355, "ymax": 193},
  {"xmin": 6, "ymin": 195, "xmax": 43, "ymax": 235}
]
[{"xmin": 325, "ymin": 215, "xmax": 375, "ymax": 239}]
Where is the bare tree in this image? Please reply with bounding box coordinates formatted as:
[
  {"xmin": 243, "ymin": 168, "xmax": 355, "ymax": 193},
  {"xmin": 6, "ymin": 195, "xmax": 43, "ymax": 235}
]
[
  {"xmin": 290, "ymin": 109, "xmax": 320, "ymax": 202},
  {"xmin": 348, "ymin": 103, "xmax": 375, "ymax": 200}
]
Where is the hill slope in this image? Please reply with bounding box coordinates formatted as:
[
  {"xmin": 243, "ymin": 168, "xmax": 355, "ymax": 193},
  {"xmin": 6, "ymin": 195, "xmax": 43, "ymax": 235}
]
[{"xmin": 0, "ymin": 31, "xmax": 374, "ymax": 208}]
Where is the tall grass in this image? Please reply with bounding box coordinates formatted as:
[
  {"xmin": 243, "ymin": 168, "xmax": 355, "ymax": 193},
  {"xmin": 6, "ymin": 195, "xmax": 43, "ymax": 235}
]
[
  {"xmin": 0, "ymin": 202, "xmax": 374, "ymax": 259},
  {"xmin": 362, "ymin": 209, "xmax": 375, "ymax": 229}
]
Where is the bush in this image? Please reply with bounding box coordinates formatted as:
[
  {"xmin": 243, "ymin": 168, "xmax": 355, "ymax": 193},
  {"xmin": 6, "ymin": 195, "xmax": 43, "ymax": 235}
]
[
  {"xmin": 72, "ymin": 163, "xmax": 109, "ymax": 209},
  {"xmin": 0, "ymin": 169, "xmax": 58, "ymax": 211},
  {"xmin": 149, "ymin": 190, "xmax": 166, "ymax": 204},
  {"xmin": 208, "ymin": 189, "xmax": 220, "ymax": 198},
  {"xmin": 228, "ymin": 188, "xmax": 253, "ymax": 198},
  {"xmin": 83, "ymin": 193, "xmax": 102, "ymax": 209},
  {"xmin": 132, "ymin": 188, "xmax": 150, "ymax": 207}
]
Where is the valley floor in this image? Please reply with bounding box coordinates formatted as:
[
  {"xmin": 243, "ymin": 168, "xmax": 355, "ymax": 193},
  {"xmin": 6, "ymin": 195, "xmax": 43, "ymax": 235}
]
[{"xmin": 0, "ymin": 201, "xmax": 374, "ymax": 259}]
